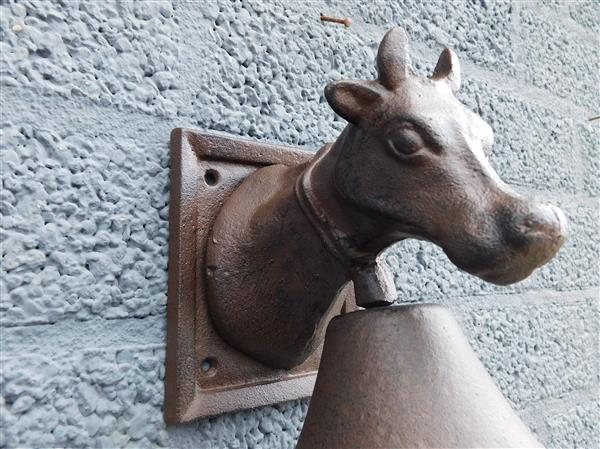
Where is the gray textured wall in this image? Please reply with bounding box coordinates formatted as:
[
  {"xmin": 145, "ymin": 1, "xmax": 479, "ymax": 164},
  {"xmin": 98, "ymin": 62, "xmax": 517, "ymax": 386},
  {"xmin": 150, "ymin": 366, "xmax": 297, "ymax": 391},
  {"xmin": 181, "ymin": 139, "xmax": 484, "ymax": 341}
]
[{"xmin": 0, "ymin": 0, "xmax": 598, "ymax": 448}]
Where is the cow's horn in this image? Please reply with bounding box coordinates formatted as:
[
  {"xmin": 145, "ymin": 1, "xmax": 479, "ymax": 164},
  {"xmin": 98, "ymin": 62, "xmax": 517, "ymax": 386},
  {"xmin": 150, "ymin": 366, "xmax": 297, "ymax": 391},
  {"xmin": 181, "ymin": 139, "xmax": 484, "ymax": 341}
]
[
  {"xmin": 377, "ymin": 28, "xmax": 411, "ymax": 90},
  {"xmin": 432, "ymin": 48, "xmax": 461, "ymax": 93}
]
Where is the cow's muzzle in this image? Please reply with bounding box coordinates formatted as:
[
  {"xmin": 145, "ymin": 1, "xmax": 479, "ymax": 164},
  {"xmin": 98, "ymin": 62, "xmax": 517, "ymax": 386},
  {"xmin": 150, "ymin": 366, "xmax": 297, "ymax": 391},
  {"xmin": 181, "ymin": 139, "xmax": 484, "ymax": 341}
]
[{"xmin": 477, "ymin": 203, "xmax": 567, "ymax": 285}]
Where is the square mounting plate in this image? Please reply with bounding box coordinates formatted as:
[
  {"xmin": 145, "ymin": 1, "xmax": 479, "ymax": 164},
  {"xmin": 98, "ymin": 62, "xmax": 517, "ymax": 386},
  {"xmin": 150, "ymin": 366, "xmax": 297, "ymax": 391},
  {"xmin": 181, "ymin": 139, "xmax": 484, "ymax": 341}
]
[{"xmin": 164, "ymin": 129, "xmax": 355, "ymax": 423}]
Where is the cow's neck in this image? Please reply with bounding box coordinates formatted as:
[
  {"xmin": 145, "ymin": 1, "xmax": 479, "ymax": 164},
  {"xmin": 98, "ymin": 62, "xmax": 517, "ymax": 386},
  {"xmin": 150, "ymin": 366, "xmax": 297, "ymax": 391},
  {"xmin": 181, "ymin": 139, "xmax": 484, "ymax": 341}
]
[{"xmin": 296, "ymin": 125, "xmax": 403, "ymax": 270}]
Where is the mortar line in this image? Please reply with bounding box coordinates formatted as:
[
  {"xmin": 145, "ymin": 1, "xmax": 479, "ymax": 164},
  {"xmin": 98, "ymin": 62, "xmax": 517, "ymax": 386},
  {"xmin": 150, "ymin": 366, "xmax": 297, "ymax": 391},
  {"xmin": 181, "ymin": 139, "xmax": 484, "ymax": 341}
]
[
  {"xmin": 451, "ymin": 286, "xmax": 599, "ymax": 311},
  {"xmin": 354, "ymin": 21, "xmax": 594, "ymax": 118},
  {"xmin": 517, "ymin": 386, "xmax": 600, "ymax": 443},
  {"xmin": 519, "ymin": 387, "xmax": 600, "ymax": 418},
  {"xmin": 2, "ymin": 84, "xmax": 598, "ymax": 202},
  {"xmin": 0, "ymin": 343, "xmax": 166, "ymax": 363}
]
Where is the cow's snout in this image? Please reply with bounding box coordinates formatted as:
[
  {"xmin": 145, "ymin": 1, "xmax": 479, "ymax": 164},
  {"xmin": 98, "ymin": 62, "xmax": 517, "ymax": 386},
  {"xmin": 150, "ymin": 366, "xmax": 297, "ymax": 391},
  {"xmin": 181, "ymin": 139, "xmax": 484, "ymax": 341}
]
[
  {"xmin": 472, "ymin": 202, "xmax": 567, "ymax": 286},
  {"xmin": 503, "ymin": 204, "xmax": 567, "ymax": 249}
]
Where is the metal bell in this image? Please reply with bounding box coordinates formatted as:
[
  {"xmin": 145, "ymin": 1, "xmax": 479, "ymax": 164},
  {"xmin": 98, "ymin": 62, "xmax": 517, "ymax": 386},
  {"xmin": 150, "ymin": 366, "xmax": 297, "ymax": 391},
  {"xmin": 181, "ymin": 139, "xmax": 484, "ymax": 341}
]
[{"xmin": 297, "ymin": 304, "xmax": 543, "ymax": 449}]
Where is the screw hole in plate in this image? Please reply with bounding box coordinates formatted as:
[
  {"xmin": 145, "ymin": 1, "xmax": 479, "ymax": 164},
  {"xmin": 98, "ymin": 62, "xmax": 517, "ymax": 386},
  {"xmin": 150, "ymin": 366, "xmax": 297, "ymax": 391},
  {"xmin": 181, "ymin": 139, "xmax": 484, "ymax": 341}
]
[
  {"xmin": 204, "ymin": 169, "xmax": 219, "ymax": 186},
  {"xmin": 200, "ymin": 357, "xmax": 218, "ymax": 377}
]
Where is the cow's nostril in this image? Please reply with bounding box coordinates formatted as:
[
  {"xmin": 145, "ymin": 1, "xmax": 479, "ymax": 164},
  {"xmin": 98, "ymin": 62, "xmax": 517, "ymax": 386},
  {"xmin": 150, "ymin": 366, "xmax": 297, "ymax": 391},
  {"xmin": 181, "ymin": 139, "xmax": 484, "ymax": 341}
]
[
  {"xmin": 519, "ymin": 205, "xmax": 567, "ymax": 238},
  {"xmin": 517, "ymin": 215, "xmax": 539, "ymax": 235}
]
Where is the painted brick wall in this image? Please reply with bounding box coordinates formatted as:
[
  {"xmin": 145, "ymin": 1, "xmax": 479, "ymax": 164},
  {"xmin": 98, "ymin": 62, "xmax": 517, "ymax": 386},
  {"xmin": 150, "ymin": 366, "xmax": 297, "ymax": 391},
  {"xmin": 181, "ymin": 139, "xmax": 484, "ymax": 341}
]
[{"xmin": 1, "ymin": 1, "xmax": 598, "ymax": 448}]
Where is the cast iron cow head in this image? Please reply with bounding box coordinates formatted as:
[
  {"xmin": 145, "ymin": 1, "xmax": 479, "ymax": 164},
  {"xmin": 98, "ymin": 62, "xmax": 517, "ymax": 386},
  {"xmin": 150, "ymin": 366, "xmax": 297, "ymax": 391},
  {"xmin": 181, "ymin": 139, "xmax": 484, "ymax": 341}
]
[
  {"xmin": 324, "ymin": 28, "xmax": 566, "ymax": 285},
  {"xmin": 204, "ymin": 27, "xmax": 569, "ymax": 370}
]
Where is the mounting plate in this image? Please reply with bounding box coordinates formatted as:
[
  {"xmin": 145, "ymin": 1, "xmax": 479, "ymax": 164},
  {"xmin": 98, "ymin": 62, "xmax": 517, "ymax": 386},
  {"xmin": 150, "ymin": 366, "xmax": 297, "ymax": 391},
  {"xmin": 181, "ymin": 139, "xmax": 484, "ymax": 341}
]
[{"xmin": 164, "ymin": 129, "xmax": 355, "ymax": 423}]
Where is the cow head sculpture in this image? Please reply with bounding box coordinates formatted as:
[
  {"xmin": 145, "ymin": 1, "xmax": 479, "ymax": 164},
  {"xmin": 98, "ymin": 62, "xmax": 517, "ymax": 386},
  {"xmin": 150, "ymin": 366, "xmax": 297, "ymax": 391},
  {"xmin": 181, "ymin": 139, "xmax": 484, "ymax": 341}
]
[
  {"xmin": 324, "ymin": 28, "xmax": 566, "ymax": 285},
  {"xmin": 203, "ymin": 27, "xmax": 569, "ymax": 371}
]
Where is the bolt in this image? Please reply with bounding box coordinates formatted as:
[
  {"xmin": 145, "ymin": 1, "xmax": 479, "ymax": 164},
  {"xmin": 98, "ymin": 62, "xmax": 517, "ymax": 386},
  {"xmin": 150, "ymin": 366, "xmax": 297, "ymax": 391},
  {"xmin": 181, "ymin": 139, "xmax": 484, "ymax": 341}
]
[{"xmin": 320, "ymin": 13, "xmax": 352, "ymax": 28}]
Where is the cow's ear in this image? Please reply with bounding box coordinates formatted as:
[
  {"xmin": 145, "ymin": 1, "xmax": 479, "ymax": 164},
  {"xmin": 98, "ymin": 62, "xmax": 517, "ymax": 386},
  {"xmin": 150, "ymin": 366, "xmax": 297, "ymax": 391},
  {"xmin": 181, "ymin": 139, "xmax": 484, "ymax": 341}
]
[
  {"xmin": 432, "ymin": 48, "xmax": 461, "ymax": 93},
  {"xmin": 324, "ymin": 80, "xmax": 386, "ymax": 125}
]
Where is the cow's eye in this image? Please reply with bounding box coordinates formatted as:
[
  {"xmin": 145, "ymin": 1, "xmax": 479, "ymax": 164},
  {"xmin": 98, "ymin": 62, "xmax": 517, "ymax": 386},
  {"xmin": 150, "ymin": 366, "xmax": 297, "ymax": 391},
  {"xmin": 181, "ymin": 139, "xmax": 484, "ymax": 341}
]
[{"xmin": 387, "ymin": 125, "xmax": 426, "ymax": 157}]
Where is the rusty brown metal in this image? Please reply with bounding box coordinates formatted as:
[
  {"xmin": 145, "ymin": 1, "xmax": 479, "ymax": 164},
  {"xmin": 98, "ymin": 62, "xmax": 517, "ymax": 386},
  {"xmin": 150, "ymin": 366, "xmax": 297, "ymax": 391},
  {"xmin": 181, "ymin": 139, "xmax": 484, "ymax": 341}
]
[
  {"xmin": 297, "ymin": 305, "xmax": 544, "ymax": 448},
  {"xmin": 164, "ymin": 128, "xmax": 356, "ymax": 423},
  {"xmin": 166, "ymin": 26, "xmax": 567, "ymax": 425},
  {"xmin": 205, "ymin": 27, "xmax": 566, "ymax": 371},
  {"xmin": 352, "ymin": 261, "xmax": 396, "ymax": 308}
]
